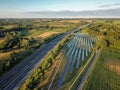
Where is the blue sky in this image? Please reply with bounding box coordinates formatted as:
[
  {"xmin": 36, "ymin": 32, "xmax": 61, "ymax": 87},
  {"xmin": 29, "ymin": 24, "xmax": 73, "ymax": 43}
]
[{"xmin": 0, "ymin": 0, "xmax": 120, "ymax": 18}]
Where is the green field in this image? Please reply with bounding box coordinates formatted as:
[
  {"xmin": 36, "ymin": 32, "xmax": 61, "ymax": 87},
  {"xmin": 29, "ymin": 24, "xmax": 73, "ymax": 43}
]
[
  {"xmin": 82, "ymin": 19, "xmax": 120, "ymax": 90},
  {"xmin": 83, "ymin": 48, "xmax": 120, "ymax": 90}
]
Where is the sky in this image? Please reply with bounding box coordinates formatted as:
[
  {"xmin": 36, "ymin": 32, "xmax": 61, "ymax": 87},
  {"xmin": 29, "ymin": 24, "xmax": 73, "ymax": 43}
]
[{"xmin": 0, "ymin": 0, "xmax": 120, "ymax": 18}]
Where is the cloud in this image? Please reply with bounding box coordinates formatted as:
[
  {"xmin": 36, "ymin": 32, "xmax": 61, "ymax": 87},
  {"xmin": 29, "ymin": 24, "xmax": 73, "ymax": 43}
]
[
  {"xmin": 25, "ymin": 8, "xmax": 120, "ymax": 18},
  {"xmin": 99, "ymin": 3, "xmax": 120, "ymax": 8}
]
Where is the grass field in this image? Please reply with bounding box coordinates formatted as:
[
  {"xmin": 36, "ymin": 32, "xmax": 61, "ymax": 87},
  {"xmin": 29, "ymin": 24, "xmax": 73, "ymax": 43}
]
[
  {"xmin": 113, "ymin": 20, "xmax": 120, "ymax": 24},
  {"xmin": 39, "ymin": 31, "xmax": 60, "ymax": 39},
  {"xmin": 1, "ymin": 25, "xmax": 18, "ymax": 30},
  {"xmin": 0, "ymin": 49, "xmax": 20, "ymax": 58},
  {"xmin": 95, "ymin": 20, "xmax": 106, "ymax": 23},
  {"xmin": 83, "ymin": 47, "xmax": 120, "ymax": 90}
]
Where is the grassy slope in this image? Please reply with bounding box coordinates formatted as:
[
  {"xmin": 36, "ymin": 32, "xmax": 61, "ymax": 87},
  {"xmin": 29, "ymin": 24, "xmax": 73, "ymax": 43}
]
[{"xmin": 83, "ymin": 47, "xmax": 120, "ymax": 90}]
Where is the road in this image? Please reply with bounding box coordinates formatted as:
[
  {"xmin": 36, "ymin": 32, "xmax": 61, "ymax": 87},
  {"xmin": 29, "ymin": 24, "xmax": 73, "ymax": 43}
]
[
  {"xmin": 0, "ymin": 23, "xmax": 91, "ymax": 90},
  {"xmin": 77, "ymin": 49, "xmax": 100, "ymax": 90}
]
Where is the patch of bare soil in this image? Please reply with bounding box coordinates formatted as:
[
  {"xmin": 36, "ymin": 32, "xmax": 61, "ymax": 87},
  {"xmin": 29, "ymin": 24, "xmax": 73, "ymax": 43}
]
[
  {"xmin": 108, "ymin": 60, "xmax": 120, "ymax": 76},
  {"xmin": 39, "ymin": 31, "xmax": 59, "ymax": 39}
]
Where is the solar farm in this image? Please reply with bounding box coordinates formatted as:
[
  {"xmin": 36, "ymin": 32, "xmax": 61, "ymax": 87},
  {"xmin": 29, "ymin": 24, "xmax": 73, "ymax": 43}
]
[{"xmin": 57, "ymin": 32, "xmax": 98, "ymax": 87}]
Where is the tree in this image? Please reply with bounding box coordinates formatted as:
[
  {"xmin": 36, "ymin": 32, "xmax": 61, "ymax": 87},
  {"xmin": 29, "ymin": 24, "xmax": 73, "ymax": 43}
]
[
  {"xmin": 45, "ymin": 25, "xmax": 49, "ymax": 28},
  {"xmin": 2, "ymin": 32, "xmax": 21, "ymax": 49}
]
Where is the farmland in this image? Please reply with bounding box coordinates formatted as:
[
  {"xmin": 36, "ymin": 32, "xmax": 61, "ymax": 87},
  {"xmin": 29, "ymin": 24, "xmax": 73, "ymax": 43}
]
[{"xmin": 83, "ymin": 48, "xmax": 120, "ymax": 90}]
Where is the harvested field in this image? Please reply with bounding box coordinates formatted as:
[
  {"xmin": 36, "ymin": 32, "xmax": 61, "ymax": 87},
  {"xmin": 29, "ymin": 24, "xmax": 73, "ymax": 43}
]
[
  {"xmin": 0, "ymin": 39, "xmax": 3, "ymax": 43},
  {"xmin": 59, "ymin": 20, "xmax": 81, "ymax": 23},
  {"xmin": 108, "ymin": 61, "xmax": 120, "ymax": 76},
  {"xmin": 39, "ymin": 31, "xmax": 60, "ymax": 38}
]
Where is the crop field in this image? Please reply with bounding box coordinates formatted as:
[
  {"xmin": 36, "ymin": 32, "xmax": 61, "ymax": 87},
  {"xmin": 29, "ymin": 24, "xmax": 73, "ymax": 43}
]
[
  {"xmin": 83, "ymin": 48, "xmax": 120, "ymax": 90},
  {"xmin": 38, "ymin": 31, "xmax": 60, "ymax": 39}
]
